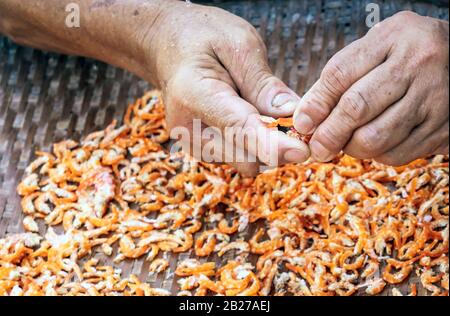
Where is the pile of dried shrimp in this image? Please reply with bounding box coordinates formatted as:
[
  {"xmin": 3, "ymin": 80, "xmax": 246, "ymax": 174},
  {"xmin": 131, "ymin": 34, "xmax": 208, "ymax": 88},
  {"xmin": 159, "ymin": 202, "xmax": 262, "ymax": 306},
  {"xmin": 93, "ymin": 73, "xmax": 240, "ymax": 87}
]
[{"xmin": 1, "ymin": 91, "xmax": 448, "ymax": 296}]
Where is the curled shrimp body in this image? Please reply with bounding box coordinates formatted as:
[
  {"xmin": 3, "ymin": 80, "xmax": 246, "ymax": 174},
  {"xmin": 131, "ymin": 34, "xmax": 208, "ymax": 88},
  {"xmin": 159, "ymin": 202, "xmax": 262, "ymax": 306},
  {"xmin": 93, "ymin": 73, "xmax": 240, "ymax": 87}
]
[
  {"xmin": 21, "ymin": 192, "xmax": 40, "ymax": 215},
  {"xmin": 148, "ymin": 259, "xmax": 169, "ymax": 275},
  {"xmin": 383, "ymin": 264, "xmax": 413, "ymax": 284},
  {"xmin": 77, "ymin": 167, "xmax": 115, "ymax": 218},
  {"xmin": 364, "ymin": 278, "xmax": 386, "ymax": 295},
  {"xmin": 249, "ymin": 229, "xmax": 282, "ymax": 254},
  {"xmin": 194, "ymin": 230, "xmax": 229, "ymax": 257},
  {"xmin": 23, "ymin": 216, "xmax": 39, "ymax": 233},
  {"xmin": 218, "ymin": 241, "xmax": 250, "ymax": 257},
  {"xmin": 17, "ymin": 174, "xmax": 40, "ymax": 196},
  {"xmin": 175, "ymin": 260, "xmax": 216, "ymax": 277}
]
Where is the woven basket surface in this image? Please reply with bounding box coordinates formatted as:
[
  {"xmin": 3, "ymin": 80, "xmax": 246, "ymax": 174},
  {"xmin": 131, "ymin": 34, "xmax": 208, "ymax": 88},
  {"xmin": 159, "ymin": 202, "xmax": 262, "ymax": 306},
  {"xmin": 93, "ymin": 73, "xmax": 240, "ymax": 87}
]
[{"xmin": 0, "ymin": 0, "xmax": 448, "ymax": 295}]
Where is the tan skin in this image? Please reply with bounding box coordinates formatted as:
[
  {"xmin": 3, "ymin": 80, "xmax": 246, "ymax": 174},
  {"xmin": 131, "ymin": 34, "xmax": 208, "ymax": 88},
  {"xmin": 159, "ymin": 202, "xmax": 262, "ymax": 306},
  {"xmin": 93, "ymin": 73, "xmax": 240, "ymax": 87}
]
[
  {"xmin": 293, "ymin": 11, "xmax": 449, "ymax": 166},
  {"xmin": 0, "ymin": 1, "xmax": 448, "ymax": 176}
]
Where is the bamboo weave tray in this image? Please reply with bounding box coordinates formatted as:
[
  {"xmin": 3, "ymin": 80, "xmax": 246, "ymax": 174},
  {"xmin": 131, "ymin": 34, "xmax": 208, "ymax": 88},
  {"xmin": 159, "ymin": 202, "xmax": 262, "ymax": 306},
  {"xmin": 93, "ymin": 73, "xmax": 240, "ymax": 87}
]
[{"xmin": 0, "ymin": 0, "xmax": 448, "ymax": 295}]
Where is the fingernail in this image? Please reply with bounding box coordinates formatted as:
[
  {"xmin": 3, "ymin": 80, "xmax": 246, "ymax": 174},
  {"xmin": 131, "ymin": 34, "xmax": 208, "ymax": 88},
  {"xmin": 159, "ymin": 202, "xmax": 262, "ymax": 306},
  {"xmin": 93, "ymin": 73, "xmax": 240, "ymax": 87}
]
[
  {"xmin": 295, "ymin": 114, "xmax": 315, "ymax": 135},
  {"xmin": 284, "ymin": 148, "xmax": 308, "ymax": 163},
  {"xmin": 272, "ymin": 93, "xmax": 296, "ymax": 108},
  {"xmin": 310, "ymin": 141, "xmax": 333, "ymax": 162}
]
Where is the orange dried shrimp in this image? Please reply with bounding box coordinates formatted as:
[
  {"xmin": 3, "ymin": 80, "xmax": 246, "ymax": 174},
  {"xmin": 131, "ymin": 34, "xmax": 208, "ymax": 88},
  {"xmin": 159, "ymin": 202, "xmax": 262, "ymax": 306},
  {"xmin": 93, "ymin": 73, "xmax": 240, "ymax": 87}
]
[
  {"xmin": 0, "ymin": 90, "xmax": 448, "ymax": 296},
  {"xmin": 261, "ymin": 116, "xmax": 312, "ymax": 144}
]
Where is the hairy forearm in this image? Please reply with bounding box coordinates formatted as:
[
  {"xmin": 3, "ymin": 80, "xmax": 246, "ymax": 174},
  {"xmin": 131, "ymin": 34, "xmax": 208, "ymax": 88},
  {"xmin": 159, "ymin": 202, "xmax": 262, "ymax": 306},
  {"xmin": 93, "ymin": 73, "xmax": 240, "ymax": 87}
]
[{"xmin": 0, "ymin": 0, "xmax": 178, "ymax": 84}]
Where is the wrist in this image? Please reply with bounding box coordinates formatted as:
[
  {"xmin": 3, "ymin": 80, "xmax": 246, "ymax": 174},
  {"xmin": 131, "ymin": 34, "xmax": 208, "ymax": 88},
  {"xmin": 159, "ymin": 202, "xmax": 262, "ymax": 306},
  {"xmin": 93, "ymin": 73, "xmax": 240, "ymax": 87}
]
[{"xmin": 84, "ymin": 0, "xmax": 180, "ymax": 86}]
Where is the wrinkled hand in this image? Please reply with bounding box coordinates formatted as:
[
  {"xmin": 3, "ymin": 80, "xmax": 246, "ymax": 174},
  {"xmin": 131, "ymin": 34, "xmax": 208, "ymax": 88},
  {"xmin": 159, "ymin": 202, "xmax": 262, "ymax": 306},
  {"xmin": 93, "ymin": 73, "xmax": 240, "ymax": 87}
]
[
  {"xmin": 146, "ymin": 2, "xmax": 309, "ymax": 176},
  {"xmin": 294, "ymin": 11, "xmax": 449, "ymax": 165}
]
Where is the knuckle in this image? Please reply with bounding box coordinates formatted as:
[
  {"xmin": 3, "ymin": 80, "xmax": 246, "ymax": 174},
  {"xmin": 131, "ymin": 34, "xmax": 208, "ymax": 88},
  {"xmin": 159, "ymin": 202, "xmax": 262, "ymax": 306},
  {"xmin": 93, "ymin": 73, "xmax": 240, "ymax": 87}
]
[
  {"xmin": 245, "ymin": 69, "xmax": 276, "ymax": 109},
  {"xmin": 247, "ymin": 67, "xmax": 271, "ymax": 88},
  {"xmin": 302, "ymin": 97, "xmax": 330, "ymax": 119},
  {"xmin": 234, "ymin": 23, "xmax": 263, "ymax": 47},
  {"xmin": 386, "ymin": 10, "xmax": 419, "ymax": 28},
  {"xmin": 352, "ymin": 126, "xmax": 385, "ymax": 155},
  {"xmin": 314, "ymin": 125, "xmax": 344, "ymax": 153},
  {"xmin": 388, "ymin": 63, "xmax": 409, "ymax": 84},
  {"xmin": 377, "ymin": 11, "xmax": 416, "ymax": 35},
  {"xmin": 339, "ymin": 90, "xmax": 370, "ymax": 124},
  {"xmin": 232, "ymin": 50, "xmax": 270, "ymax": 92},
  {"xmin": 224, "ymin": 112, "xmax": 253, "ymax": 130},
  {"xmin": 414, "ymin": 42, "xmax": 445, "ymax": 67},
  {"xmin": 391, "ymin": 11, "xmax": 418, "ymax": 24},
  {"xmin": 394, "ymin": 10, "xmax": 416, "ymax": 19},
  {"xmin": 321, "ymin": 58, "xmax": 350, "ymax": 96}
]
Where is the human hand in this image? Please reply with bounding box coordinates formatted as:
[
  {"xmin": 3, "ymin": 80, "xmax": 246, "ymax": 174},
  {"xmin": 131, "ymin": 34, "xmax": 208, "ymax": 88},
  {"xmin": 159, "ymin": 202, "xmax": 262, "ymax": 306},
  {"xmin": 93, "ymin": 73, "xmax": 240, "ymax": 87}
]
[
  {"xmin": 293, "ymin": 11, "xmax": 449, "ymax": 165},
  {"xmin": 0, "ymin": 0, "xmax": 310, "ymax": 177},
  {"xmin": 142, "ymin": 1, "xmax": 309, "ymax": 176}
]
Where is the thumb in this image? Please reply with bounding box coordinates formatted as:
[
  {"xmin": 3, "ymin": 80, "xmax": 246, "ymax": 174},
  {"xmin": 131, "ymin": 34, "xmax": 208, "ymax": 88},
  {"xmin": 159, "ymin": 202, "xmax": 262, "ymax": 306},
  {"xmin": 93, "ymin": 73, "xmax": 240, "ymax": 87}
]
[{"xmin": 216, "ymin": 39, "xmax": 300, "ymax": 118}]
